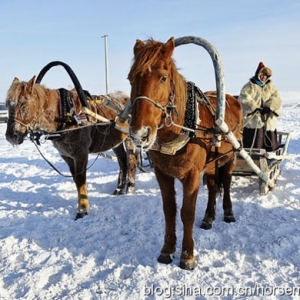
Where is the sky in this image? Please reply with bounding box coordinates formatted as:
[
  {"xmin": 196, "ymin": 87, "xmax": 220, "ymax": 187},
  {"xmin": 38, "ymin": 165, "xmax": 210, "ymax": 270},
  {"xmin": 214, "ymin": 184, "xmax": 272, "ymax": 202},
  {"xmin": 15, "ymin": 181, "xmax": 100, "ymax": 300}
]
[{"xmin": 1, "ymin": 0, "xmax": 300, "ymax": 102}]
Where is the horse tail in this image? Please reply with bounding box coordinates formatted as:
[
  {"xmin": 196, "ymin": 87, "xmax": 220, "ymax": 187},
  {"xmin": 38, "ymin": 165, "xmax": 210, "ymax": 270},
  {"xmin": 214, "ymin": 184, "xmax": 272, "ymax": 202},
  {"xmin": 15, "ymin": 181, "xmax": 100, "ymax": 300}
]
[
  {"xmin": 202, "ymin": 167, "xmax": 223, "ymax": 194},
  {"xmin": 216, "ymin": 166, "xmax": 224, "ymax": 194}
]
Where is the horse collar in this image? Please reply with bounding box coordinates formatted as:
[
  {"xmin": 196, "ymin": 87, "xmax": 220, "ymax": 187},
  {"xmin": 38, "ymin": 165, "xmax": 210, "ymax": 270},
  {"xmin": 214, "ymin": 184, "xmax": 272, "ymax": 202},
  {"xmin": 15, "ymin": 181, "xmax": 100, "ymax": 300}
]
[
  {"xmin": 181, "ymin": 81, "xmax": 199, "ymax": 138},
  {"xmin": 57, "ymin": 88, "xmax": 76, "ymax": 130}
]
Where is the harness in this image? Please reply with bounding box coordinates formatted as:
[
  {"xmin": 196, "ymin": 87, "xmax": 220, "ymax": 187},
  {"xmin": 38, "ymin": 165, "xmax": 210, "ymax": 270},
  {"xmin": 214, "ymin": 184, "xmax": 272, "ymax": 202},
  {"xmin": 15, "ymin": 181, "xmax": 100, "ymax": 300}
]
[
  {"xmin": 143, "ymin": 81, "xmax": 222, "ymax": 155},
  {"xmin": 57, "ymin": 88, "xmax": 77, "ymax": 131},
  {"xmin": 26, "ymin": 91, "xmax": 120, "ymax": 177},
  {"xmin": 181, "ymin": 81, "xmax": 198, "ymax": 138},
  {"xmin": 29, "ymin": 89, "xmax": 89, "ymax": 144},
  {"xmin": 20, "ymin": 90, "xmax": 118, "ymax": 147}
]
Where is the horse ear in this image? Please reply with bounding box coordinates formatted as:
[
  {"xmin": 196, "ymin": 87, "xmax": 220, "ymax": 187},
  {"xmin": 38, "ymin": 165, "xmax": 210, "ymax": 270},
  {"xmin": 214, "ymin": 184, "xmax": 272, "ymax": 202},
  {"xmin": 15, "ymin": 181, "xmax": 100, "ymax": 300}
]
[
  {"xmin": 134, "ymin": 39, "xmax": 144, "ymax": 55},
  {"xmin": 164, "ymin": 37, "xmax": 175, "ymax": 58},
  {"xmin": 27, "ymin": 76, "xmax": 36, "ymax": 93},
  {"xmin": 13, "ymin": 77, "xmax": 20, "ymax": 83}
]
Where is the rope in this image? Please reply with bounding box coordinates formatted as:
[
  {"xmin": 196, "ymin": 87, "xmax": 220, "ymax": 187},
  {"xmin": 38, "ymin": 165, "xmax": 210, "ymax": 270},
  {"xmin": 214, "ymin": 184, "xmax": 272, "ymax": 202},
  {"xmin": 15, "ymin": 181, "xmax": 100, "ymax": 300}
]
[
  {"xmin": 29, "ymin": 121, "xmax": 114, "ymax": 177},
  {"xmin": 243, "ymin": 110, "xmax": 277, "ymax": 151},
  {"xmin": 31, "ymin": 137, "xmax": 104, "ymax": 178}
]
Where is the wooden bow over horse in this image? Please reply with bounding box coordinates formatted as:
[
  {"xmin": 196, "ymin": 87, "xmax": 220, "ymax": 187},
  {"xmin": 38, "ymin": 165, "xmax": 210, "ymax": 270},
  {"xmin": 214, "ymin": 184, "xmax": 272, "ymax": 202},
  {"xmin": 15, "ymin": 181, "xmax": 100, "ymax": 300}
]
[{"xmin": 128, "ymin": 37, "xmax": 243, "ymax": 270}]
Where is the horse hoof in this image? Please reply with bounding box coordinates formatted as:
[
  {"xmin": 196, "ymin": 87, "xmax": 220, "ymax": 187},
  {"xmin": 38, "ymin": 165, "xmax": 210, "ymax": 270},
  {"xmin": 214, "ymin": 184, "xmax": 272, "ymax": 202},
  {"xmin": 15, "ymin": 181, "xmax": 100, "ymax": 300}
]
[
  {"xmin": 200, "ymin": 221, "xmax": 212, "ymax": 230},
  {"xmin": 113, "ymin": 189, "xmax": 125, "ymax": 195},
  {"xmin": 126, "ymin": 186, "xmax": 135, "ymax": 194},
  {"xmin": 157, "ymin": 253, "xmax": 173, "ymax": 264},
  {"xmin": 224, "ymin": 215, "xmax": 236, "ymax": 223},
  {"xmin": 75, "ymin": 212, "xmax": 88, "ymax": 220},
  {"xmin": 179, "ymin": 259, "xmax": 196, "ymax": 270}
]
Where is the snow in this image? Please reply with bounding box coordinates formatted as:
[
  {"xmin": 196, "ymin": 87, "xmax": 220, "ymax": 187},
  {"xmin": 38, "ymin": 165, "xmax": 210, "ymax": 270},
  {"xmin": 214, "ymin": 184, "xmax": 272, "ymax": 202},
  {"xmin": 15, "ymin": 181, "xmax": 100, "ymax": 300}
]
[{"xmin": 1, "ymin": 94, "xmax": 300, "ymax": 300}]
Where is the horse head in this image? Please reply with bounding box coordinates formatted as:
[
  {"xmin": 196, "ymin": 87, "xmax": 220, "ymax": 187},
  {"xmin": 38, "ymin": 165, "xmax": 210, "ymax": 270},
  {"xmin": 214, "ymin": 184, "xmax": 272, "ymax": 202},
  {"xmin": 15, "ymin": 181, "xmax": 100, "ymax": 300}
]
[
  {"xmin": 128, "ymin": 37, "xmax": 186, "ymax": 150},
  {"xmin": 5, "ymin": 76, "xmax": 46, "ymax": 145}
]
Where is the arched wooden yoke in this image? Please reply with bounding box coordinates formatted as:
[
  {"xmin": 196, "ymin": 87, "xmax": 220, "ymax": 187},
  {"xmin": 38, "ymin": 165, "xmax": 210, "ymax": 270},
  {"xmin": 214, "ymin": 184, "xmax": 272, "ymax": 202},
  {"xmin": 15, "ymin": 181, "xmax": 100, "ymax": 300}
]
[
  {"xmin": 35, "ymin": 60, "xmax": 89, "ymax": 109},
  {"xmin": 35, "ymin": 61, "xmax": 128, "ymax": 134}
]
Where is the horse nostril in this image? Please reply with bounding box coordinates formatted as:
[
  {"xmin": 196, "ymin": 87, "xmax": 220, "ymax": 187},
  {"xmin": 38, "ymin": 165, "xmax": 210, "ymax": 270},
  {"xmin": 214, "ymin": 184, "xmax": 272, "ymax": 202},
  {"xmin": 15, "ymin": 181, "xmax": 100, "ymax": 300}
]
[
  {"xmin": 6, "ymin": 132, "xmax": 23, "ymax": 145},
  {"xmin": 141, "ymin": 126, "xmax": 150, "ymax": 141},
  {"xmin": 129, "ymin": 126, "xmax": 151, "ymax": 146},
  {"xmin": 13, "ymin": 133, "xmax": 20, "ymax": 141}
]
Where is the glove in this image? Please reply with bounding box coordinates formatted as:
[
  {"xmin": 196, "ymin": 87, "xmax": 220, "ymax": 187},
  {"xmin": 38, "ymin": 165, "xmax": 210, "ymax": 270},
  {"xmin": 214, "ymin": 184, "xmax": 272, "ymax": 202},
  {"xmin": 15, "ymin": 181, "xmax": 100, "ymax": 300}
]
[{"xmin": 261, "ymin": 106, "xmax": 271, "ymax": 114}]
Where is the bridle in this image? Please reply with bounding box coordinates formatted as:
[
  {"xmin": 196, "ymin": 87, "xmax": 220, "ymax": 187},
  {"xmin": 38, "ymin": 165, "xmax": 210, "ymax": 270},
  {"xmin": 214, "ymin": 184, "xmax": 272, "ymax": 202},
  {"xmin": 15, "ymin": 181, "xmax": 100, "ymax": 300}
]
[
  {"xmin": 11, "ymin": 117, "xmax": 37, "ymax": 132},
  {"xmin": 7, "ymin": 98, "xmax": 50, "ymax": 144},
  {"xmin": 132, "ymin": 96, "xmax": 170, "ymax": 113},
  {"xmin": 131, "ymin": 80, "xmax": 179, "ymax": 128},
  {"xmin": 8, "ymin": 111, "xmax": 43, "ymax": 139}
]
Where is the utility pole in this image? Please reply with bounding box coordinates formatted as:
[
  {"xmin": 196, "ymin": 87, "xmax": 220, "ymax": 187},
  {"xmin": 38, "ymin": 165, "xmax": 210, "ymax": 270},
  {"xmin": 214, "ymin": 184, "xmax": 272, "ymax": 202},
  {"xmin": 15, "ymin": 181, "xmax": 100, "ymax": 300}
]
[{"xmin": 102, "ymin": 34, "xmax": 109, "ymax": 93}]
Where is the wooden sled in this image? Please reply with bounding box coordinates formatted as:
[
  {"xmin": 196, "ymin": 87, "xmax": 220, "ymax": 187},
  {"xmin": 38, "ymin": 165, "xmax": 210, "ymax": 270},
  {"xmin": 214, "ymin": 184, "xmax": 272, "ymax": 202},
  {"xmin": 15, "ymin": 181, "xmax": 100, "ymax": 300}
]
[{"xmin": 233, "ymin": 131, "xmax": 291, "ymax": 195}]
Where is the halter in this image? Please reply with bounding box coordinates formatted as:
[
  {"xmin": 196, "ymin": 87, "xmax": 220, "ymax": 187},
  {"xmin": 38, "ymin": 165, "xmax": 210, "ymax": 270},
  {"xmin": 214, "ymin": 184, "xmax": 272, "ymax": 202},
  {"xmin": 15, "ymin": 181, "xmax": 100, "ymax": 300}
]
[
  {"xmin": 9, "ymin": 114, "xmax": 49, "ymax": 146},
  {"xmin": 132, "ymin": 80, "xmax": 179, "ymax": 128},
  {"xmin": 8, "ymin": 93, "xmax": 50, "ymax": 138},
  {"xmin": 11, "ymin": 117, "xmax": 35, "ymax": 131},
  {"xmin": 9, "ymin": 108, "xmax": 46, "ymax": 134},
  {"xmin": 132, "ymin": 96, "xmax": 169, "ymax": 113}
]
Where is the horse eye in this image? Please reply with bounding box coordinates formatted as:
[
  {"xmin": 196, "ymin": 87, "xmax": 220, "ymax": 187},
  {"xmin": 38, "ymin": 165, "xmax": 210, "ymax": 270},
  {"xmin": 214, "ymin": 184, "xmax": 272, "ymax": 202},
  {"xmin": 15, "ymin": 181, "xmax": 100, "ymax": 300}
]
[{"xmin": 161, "ymin": 75, "xmax": 167, "ymax": 82}]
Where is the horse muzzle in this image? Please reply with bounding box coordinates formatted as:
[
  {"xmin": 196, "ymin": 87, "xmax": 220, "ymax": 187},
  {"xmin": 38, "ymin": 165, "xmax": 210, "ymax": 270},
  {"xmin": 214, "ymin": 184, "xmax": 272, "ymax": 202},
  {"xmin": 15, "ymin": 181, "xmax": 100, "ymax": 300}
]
[
  {"xmin": 129, "ymin": 126, "xmax": 154, "ymax": 150},
  {"xmin": 5, "ymin": 129, "xmax": 26, "ymax": 145}
]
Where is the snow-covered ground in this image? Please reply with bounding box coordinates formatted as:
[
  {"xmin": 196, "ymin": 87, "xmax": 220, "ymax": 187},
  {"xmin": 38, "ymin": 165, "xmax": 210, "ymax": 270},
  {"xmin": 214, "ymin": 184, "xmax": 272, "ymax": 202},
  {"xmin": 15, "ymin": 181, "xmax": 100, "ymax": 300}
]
[{"xmin": 1, "ymin": 93, "xmax": 300, "ymax": 300}]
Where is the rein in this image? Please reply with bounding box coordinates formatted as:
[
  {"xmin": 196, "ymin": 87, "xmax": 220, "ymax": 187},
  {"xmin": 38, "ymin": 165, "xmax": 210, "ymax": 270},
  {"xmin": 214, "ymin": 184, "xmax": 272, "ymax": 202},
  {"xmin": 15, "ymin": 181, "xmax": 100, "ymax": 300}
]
[
  {"xmin": 26, "ymin": 118, "xmax": 117, "ymax": 177},
  {"xmin": 27, "ymin": 121, "xmax": 115, "ymax": 177},
  {"xmin": 30, "ymin": 136, "xmax": 102, "ymax": 178},
  {"xmin": 12, "ymin": 118, "xmax": 34, "ymax": 131}
]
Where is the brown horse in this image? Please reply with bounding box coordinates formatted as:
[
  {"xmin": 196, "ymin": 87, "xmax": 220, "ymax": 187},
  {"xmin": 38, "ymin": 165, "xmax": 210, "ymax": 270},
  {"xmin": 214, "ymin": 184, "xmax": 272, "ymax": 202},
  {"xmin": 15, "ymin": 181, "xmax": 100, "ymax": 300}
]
[
  {"xmin": 5, "ymin": 76, "xmax": 137, "ymax": 220},
  {"xmin": 128, "ymin": 37, "xmax": 243, "ymax": 270}
]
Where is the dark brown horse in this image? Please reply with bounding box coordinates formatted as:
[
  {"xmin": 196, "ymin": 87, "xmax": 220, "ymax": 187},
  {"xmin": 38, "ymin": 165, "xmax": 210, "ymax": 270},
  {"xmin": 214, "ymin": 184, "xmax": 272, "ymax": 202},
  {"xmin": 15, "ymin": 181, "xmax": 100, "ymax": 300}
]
[
  {"xmin": 128, "ymin": 37, "xmax": 243, "ymax": 270},
  {"xmin": 5, "ymin": 76, "xmax": 137, "ymax": 220}
]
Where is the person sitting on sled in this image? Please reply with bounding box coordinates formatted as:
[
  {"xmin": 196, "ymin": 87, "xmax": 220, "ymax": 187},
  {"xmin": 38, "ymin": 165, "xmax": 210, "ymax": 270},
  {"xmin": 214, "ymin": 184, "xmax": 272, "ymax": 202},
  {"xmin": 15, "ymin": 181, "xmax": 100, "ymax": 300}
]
[{"xmin": 238, "ymin": 62, "xmax": 282, "ymax": 151}]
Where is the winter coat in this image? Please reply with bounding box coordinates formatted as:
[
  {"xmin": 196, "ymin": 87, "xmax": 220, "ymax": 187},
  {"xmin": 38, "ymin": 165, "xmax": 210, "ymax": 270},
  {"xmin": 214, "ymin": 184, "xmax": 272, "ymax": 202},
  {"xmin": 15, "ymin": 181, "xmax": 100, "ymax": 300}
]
[{"xmin": 238, "ymin": 78, "xmax": 282, "ymax": 131}]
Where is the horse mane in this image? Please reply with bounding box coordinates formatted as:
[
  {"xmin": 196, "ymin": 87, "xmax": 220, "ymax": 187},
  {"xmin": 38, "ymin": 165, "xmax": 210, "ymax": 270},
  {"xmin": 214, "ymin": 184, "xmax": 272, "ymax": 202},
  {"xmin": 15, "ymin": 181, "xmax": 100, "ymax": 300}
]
[
  {"xmin": 128, "ymin": 39, "xmax": 167, "ymax": 81},
  {"xmin": 128, "ymin": 38, "xmax": 187, "ymax": 116},
  {"xmin": 6, "ymin": 79, "xmax": 48, "ymax": 106}
]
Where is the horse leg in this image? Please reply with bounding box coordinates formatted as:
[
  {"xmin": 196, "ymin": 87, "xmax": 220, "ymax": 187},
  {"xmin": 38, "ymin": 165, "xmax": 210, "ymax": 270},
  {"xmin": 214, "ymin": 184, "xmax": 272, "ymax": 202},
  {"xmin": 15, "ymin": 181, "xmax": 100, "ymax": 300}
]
[
  {"xmin": 201, "ymin": 161, "xmax": 236, "ymax": 229},
  {"xmin": 220, "ymin": 162, "xmax": 236, "ymax": 223},
  {"xmin": 179, "ymin": 171, "xmax": 200, "ymax": 270},
  {"xmin": 154, "ymin": 168, "xmax": 177, "ymax": 265},
  {"xmin": 112, "ymin": 142, "xmax": 128, "ymax": 195},
  {"xmin": 124, "ymin": 137, "xmax": 137, "ymax": 194},
  {"xmin": 200, "ymin": 171, "xmax": 218, "ymax": 230},
  {"xmin": 61, "ymin": 155, "xmax": 89, "ymax": 220}
]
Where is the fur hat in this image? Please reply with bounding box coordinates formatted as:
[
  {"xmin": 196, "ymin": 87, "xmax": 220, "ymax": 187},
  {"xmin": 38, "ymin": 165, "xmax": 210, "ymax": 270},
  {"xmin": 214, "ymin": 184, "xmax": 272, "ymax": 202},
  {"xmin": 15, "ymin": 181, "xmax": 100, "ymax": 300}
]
[{"xmin": 255, "ymin": 62, "xmax": 272, "ymax": 78}]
